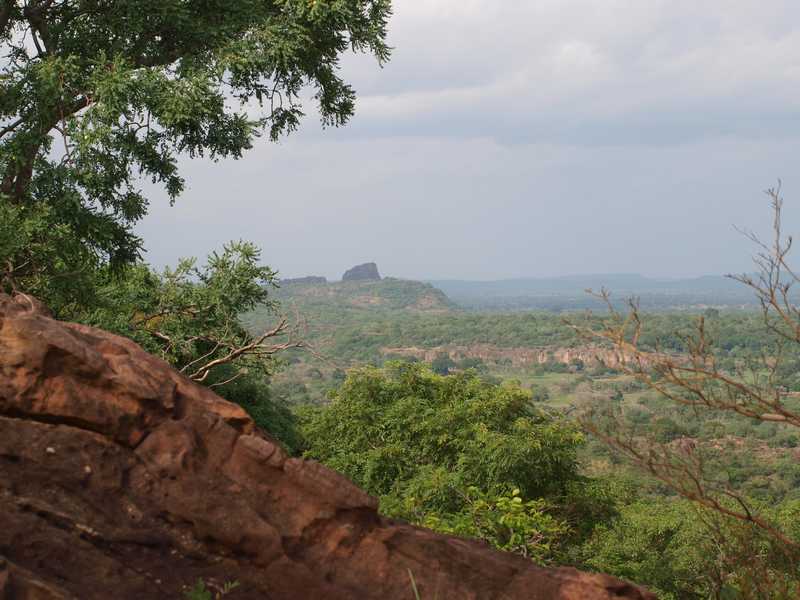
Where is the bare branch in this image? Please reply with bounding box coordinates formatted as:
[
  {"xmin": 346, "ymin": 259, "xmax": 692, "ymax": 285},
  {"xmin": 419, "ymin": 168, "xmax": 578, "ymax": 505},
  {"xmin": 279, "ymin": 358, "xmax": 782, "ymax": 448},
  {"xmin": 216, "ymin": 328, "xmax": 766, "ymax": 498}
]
[
  {"xmin": 571, "ymin": 184, "xmax": 800, "ymax": 555},
  {"xmin": 185, "ymin": 317, "xmax": 304, "ymax": 384},
  {"xmin": 208, "ymin": 369, "xmax": 245, "ymax": 389}
]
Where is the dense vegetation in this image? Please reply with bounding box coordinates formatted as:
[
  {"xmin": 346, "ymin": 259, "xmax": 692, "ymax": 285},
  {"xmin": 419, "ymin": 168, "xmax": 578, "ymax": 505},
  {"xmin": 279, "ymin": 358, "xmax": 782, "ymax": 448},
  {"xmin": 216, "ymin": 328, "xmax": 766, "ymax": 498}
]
[
  {"xmin": 251, "ymin": 275, "xmax": 800, "ymax": 598},
  {"xmin": 301, "ymin": 362, "xmax": 589, "ymax": 562},
  {"xmin": 246, "ymin": 280, "xmax": 800, "ymax": 409}
]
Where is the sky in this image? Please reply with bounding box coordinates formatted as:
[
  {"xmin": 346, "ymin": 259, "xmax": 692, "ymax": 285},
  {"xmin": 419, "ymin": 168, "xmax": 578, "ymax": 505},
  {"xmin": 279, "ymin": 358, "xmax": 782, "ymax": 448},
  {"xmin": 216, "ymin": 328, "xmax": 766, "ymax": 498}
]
[{"xmin": 137, "ymin": 0, "xmax": 800, "ymax": 281}]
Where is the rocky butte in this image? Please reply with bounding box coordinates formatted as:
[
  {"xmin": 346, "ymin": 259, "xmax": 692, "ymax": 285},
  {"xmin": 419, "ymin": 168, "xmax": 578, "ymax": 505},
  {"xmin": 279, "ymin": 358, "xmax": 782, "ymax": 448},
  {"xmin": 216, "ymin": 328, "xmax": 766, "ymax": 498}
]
[
  {"xmin": 342, "ymin": 262, "xmax": 381, "ymax": 282},
  {"xmin": 0, "ymin": 294, "xmax": 654, "ymax": 600}
]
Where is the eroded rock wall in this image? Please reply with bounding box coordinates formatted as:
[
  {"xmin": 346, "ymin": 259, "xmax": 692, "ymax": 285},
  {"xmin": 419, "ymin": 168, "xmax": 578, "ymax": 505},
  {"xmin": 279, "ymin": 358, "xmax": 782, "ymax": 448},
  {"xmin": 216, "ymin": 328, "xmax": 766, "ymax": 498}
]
[{"xmin": 381, "ymin": 343, "xmax": 657, "ymax": 369}]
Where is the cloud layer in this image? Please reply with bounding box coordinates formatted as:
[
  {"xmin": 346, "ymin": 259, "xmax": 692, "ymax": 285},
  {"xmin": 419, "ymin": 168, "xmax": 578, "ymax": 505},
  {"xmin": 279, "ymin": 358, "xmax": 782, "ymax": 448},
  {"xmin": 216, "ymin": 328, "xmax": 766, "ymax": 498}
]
[
  {"xmin": 328, "ymin": 1, "xmax": 799, "ymax": 142},
  {"xmin": 137, "ymin": 1, "xmax": 800, "ymax": 280}
]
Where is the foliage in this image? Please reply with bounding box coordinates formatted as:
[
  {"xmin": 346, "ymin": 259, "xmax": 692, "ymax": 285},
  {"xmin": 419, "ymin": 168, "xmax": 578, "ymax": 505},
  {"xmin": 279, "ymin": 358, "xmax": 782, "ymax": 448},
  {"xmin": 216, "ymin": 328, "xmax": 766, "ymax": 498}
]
[
  {"xmin": 430, "ymin": 352, "xmax": 454, "ymax": 375},
  {"xmin": 184, "ymin": 579, "xmax": 240, "ymax": 600},
  {"xmin": 582, "ymin": 497, "xmax": 800, "ymax": 600},
  {"xmin": 572, "ymin": 189, "xmax": 800, "ymax": 598},
  {"xmin": 301, "ymin": 362, "xmax": 585, "ymax": 561},
  {"xmin": 0, "ymin": 201, "xmax": 101, "ymax": 312},
  {"xmin": 0, "ymin": 0, "xmax": 391, "ymax": 309},
  {"xmin": 303, "ymin": 362, "xmax": 583, "ymax": 503},
  {"xmin": 531, "ymin": 385, "xmax": 550, "ymax": 402},
  {"xmin": 416, "ymin": 487, "xmax": 568, "ymax": 564},
  {"xmin": 580, "ymin": 499, "xmax": 710, "ymax": 600},
  {"xmin": 72, "ymin": 241, "xmax": 303, "ymax": 451},
  {"xmin": 79, "ymin": 241, "xmax": 294, "ymax": 384},
  {"xmin": 248, "ymin": 279, "xmax": 794, "ymax": 402}
]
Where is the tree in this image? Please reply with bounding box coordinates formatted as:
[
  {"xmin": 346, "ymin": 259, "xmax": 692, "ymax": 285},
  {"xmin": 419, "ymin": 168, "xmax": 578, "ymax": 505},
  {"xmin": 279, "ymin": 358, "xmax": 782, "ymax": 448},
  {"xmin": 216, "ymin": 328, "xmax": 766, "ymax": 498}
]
[
  {"xmin": 78, "ymin": 240, "xmax": 305, "ymax": 451},
  {"xmin": 580, "ymin": 499, "xmax": 710, "ymax": 600},
  {"xmin": 0, "ymin": 0, "xmax": 391, "ymax": 311},
  {"xmin": 572, "ymin": 186, "xmax": 800, "ymax": 598},
  {"xmin": 82, "ymin": 240, "xmax": 301, "ymax": 387},
  {"xmin": 301, "ymin": 362, "xmax": 588, "ymax": 562},
  {"xmin": 430, "ymin": 351, "xmax": 455, "ymax": 375},
  {"xmin": 531, "ymin": 384, "xmax": 550, "ymax": 402},
  {"xmin": 420, "ymin": 487, "xmax": 569, "ymax": 564}
]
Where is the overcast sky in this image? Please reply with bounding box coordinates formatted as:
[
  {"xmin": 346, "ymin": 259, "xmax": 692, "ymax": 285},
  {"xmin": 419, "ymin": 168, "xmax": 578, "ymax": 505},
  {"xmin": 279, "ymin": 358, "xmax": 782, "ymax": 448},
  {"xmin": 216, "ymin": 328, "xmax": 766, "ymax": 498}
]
[{"xmin": 137, "ymin": 0, "xmax": 800, "ymax": 281}]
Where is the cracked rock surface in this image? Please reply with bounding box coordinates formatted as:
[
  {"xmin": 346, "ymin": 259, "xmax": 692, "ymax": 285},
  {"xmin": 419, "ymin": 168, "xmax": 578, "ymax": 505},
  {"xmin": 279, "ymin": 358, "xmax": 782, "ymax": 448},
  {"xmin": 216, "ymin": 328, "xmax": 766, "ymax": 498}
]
[{"xmin": 0, "ymin": 294, "xmax": 655, "ymax": 600}]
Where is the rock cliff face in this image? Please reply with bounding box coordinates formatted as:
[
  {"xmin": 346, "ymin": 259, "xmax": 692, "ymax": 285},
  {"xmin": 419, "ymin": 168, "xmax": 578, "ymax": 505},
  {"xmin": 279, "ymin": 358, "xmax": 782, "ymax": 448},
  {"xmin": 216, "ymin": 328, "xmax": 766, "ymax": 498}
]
[
  {"xmin": 342, "ymin": 262, "xmax": 381, "ymax": 281},
  {"xmin": 380, "ymin": 344, "xmax": 661, "ymax": 369},
  {"xmin": 0, "ymin": 294, "xmax": 654, "ymax": 600}
]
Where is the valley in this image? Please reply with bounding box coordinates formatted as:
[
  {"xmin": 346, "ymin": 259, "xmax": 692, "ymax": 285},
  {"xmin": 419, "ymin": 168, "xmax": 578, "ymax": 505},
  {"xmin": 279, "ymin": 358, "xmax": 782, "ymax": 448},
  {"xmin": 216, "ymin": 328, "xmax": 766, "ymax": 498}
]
[{"xmin": 245, "ymin": 269, "xmax": 800, "ymax": 510}]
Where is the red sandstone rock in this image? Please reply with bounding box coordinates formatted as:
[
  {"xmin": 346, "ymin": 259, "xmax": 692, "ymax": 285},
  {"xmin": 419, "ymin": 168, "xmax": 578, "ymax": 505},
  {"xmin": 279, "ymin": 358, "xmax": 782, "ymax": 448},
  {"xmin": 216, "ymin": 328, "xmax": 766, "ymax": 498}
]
[{"xmin": 0, "ymin": 293, "xmax": 655, "ymax": 600}]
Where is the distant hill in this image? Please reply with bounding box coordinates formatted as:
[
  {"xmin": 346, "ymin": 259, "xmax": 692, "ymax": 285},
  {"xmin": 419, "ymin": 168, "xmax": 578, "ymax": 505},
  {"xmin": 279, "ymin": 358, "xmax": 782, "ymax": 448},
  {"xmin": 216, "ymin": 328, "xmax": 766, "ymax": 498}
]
[
  {"xmin": 275, "ymin": 277, "xmax": 456, "ymax": 313},
  {"xmin": 428, "ymin": 274, "xmax": 758, "ymax": 311}
]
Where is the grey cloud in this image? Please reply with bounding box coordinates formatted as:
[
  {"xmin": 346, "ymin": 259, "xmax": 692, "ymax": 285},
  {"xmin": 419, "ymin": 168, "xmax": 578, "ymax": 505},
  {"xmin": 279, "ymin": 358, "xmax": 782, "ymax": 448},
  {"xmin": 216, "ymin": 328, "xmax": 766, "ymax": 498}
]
[
  {"xmin": 329, "ymin": 0, "xmax": 800, "ymax": 145},
  {"xmin": 136, "ymin": 1, "xmax": 800, "ymax": 281}
]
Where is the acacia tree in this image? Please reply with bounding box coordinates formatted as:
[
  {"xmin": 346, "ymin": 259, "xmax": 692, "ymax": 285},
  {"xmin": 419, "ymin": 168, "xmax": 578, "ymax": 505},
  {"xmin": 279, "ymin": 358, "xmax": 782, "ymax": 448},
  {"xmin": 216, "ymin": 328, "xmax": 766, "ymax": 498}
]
[
  {"xmin": 0, "ymin": 0, "xmax": 391, "ymax": 309},
  {"xmin": 573, "ymin": 186, "xmax": 800, "ymax": 598}
]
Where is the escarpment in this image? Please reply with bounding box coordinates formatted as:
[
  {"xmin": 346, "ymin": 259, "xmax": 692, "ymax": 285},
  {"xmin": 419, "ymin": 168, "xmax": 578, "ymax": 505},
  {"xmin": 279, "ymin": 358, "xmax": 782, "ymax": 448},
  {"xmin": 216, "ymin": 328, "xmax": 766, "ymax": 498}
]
[
  {"xmin": 0, "ymin": 294, "xmax": 654, "ymax": 600},
  {"xmin": 380, "ymin": 343, "xmax": 663, "ymax": 369}
]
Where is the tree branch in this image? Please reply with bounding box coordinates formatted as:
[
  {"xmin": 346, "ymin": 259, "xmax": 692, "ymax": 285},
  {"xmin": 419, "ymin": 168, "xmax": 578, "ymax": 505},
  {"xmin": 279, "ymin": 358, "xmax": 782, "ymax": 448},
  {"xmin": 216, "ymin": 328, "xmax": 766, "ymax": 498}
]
[
  {"xmin": 187, "ymin": 318, "xmax": 303, "ymax": 383},
  {"xmin": 0, "ymin": 1, "xmax": 15, "ymax": 36},
  {"xmin": 1, "ymin": 94, "xmax": 91, "ymax": 201},
  {"xmin": 23, "ymin": 0, "xmax": 55, "ymax": 55},
  {"xmin": 570, "ymin": 187, "xmax": 800, "ymax": 556},
  {"xmin": 0, "ymin": 116, "xmax": 25, "ymax": 140}
]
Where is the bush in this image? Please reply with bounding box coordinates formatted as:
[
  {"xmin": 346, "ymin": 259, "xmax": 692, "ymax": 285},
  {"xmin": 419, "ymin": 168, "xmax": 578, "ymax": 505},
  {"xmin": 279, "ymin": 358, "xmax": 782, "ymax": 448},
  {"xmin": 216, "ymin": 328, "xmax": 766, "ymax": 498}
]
[{"xmin": 301, "ymin": 362, "xmax": 586, "ymax": 562}]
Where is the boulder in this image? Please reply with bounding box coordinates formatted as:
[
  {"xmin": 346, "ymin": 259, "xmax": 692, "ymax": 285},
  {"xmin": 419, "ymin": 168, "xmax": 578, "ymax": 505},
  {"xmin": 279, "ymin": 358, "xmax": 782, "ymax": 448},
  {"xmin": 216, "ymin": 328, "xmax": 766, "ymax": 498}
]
[
  {"xmin": 0, "ymin": 293, "xmax": 654, "ymax": 600},
  {"xmin": 342, "ymin": 263, "xmax": 381, "ymax": 281}
]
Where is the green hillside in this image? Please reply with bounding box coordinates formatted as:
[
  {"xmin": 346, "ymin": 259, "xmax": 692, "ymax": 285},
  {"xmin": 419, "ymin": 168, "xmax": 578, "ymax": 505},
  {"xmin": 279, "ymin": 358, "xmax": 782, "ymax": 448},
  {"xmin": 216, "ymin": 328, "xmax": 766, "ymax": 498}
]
[{"xmin": 274, "ymin": 277, "xmax": 457, "ymax": 314}]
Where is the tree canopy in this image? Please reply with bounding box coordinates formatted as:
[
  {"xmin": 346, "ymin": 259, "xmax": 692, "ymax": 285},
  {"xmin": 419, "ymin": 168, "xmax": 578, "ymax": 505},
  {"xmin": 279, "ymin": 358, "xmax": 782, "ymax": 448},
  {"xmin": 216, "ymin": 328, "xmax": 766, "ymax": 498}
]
[
  {"xmin": 0, "ymin": 0, "xmax": 391, "ymax": 309},
  {"xmin": 81, "ymin": 240, "xmax": 298, "ymax": 382},
  {"xmin": 301, "ymin": 362, "xmax": 591, "ymax": 561}
]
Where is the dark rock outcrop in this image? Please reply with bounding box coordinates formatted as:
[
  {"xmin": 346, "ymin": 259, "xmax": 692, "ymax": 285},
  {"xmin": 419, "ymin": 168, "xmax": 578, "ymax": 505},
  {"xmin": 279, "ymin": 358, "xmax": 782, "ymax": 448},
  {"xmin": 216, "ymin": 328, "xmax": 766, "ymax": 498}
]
[
  {"xmin": 280, "ymin": 276, "xmax": 328, "ymax": 285},
  {"xmin": 0, "ymin": 293, "xmax": 654, "ymax": 600},
  {"xmin": 342, "ymin": 262, "xmax": 381, "ymax": 281}
]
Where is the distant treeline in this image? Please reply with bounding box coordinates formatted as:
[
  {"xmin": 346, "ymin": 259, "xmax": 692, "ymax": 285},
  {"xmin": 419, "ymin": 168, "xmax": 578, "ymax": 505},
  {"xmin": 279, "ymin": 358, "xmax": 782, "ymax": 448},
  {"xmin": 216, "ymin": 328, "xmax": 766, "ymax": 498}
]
[{"xmin": 428, "ymin": 274, "xmax": 764, "ymax": 311}]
